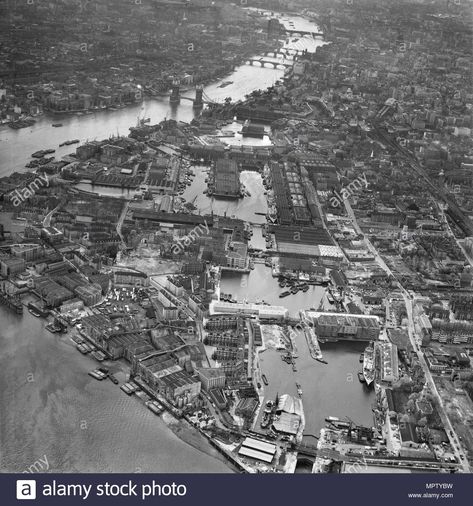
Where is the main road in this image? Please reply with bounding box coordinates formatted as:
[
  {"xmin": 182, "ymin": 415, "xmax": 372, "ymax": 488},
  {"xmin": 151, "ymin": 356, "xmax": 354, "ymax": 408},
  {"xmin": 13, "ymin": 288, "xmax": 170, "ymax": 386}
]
[{"xmin": 343, "ymin": 198, "xmax": 471, "ymax": 472}]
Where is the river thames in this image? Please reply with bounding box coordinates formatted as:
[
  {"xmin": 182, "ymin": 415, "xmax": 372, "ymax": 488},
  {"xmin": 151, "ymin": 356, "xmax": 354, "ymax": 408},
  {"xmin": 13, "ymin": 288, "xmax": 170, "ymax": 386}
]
[{"xmin": 0, "ymin": 13, "xmax": 374, "ymax": 475}]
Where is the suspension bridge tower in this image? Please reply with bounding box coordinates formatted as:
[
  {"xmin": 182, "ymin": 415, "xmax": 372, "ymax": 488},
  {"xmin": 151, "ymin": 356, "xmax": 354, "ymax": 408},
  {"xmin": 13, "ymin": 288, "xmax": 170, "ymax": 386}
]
[
  {"xmin": 193, "ymin": 86, "xmax": 204, "ymax": 109},
  {"xmin": 170, "ymin": 80, "xmax": 180, "ymax": 104}
]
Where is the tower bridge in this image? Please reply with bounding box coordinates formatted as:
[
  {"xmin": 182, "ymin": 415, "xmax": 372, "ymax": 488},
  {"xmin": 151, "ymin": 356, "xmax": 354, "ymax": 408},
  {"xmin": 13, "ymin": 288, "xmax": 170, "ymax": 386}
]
[{"xmin": 169, "ymin": 83, "xmax": 219, "ymax": 107}]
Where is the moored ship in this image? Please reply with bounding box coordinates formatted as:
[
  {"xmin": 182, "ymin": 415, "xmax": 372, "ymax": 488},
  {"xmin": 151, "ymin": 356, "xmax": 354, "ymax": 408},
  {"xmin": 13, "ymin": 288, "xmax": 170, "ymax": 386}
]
[{"xmin": 363, "ymin": 342, "xmax": 375, "ymax": 386}]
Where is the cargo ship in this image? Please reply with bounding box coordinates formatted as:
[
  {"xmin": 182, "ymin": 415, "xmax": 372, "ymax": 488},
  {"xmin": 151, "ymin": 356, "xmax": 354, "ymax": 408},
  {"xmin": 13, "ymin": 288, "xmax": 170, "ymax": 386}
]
[{"xmin": 363, "ymin": 343, "xmax": 375, "ymax": 386}]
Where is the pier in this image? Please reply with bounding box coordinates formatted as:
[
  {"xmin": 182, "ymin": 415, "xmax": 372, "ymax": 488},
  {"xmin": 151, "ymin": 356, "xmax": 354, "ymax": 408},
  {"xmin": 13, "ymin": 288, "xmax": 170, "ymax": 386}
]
[{"xmin": 299, "ymin": 321, "xmax": 324, "ymax": 362}]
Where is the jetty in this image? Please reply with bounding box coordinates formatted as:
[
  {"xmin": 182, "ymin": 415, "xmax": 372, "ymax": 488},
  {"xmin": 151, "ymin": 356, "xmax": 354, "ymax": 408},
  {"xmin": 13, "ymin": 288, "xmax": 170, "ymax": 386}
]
[{"xmin": 302, "ymin": 322, "xmax": 324, "ymax": 363}]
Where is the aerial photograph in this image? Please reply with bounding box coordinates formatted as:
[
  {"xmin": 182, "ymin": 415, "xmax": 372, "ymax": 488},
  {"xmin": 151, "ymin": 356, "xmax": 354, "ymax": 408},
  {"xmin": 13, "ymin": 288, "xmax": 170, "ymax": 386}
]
[{"xmin": 1, "ymin": 0, "xmax": 473, "ymax": 493}]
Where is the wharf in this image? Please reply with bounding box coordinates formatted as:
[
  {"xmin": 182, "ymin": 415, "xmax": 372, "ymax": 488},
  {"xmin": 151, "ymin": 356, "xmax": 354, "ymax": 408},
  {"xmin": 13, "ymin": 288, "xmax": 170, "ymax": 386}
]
[
  {"xmin": 133, "ymin": 376, "xmax": 183, "ymax": 419},
  {"xmin": 302, "ymin": 323, "xmax": 324, "ymax": 362},
  {"xmin": 0, "ymin": 291, "xmax": 23, "ymax": 314},
  {"xmin": 78, "ymin": 329, "xmax": 113, "ymax": 360}
]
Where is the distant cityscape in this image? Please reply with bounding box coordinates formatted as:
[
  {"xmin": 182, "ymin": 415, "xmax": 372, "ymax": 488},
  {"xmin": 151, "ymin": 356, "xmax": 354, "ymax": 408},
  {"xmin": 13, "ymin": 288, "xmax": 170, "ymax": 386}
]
[{"xmin": 1, "ymin": 0, "xmax": 473, "ymax": 475}]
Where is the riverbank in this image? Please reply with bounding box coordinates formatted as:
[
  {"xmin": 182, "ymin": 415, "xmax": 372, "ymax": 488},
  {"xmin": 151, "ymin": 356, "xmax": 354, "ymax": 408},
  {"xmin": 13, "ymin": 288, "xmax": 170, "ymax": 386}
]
[{"xmin": 0, "ymin": 306, "xmax": 232, "ymax": 473}]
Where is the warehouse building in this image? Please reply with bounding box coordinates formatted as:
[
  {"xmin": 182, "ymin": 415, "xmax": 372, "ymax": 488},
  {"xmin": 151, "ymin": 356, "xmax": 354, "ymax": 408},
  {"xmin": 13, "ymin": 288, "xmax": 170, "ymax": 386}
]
[
  {"xmin": 238, "ymin": 437, "xmax": 276, "ymax": 463},
  {"xmin": 308, "ymin": 312, "xmax": 380, "ymax": 342},
  {"xmin": 214, "ymin": 158, "xmax": 241, "ymax": 199}
]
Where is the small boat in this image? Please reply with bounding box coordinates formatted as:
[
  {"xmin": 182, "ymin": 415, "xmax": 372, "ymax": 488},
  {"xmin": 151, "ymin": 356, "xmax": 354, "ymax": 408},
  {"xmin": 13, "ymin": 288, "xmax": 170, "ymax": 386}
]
[
  {"xmin": 325, "ymin": 416, "xmax": 340, "ymax": 423},
  {"xmin": 296, "ymin": 382, "xmax": 302, "ymax": 397},
  {"xmin": 146, "ymin": 401, "xmax": 164, "ymax": 415},
  {"xmin": 262, "ymin": 374, "xmax": 268, "ymax": 386},
  {"xmin": 45, "ymin": 322, "xmax": 60, "ymax": 333},
  {"xmin": 301, "ymin": 284, "xmax": 309, "ymax": 292},
  {"xmin": 358, "ymin": 372, "xmax": 366, "ymax": 383},
  {"xmin": 279, "ymin": 291, "xmax": 291, "ymax": 298},
  {"xmin": 88, "ymin": 369, "xmax": 107, "ymax": 380},
  {"xmin": 120, "ymin": 384, "xmax": 133, "ymax": 395},
  {"xmin": 109, "ymin": 374, "xmax": 119, "ymax": 384},
  {"xmin": 217, "ymin": 81, "xmax": 233, "ymax": 88},
  {"xmin": 52, "ymin": 123, "xmax": 63, "ymax": 127},
  {"xmin": 91, "ymin": 350, "xmax": 106, "ymax": 362},
  {"xmin": 76, "ymin": 343, "xmax": 89, "ymax": 354},
  {"xmin": 290, "ymin": 286, "xmax": 299, "ymax": 294},
  {"xmin": 359, "ymin": 353, "xmax": 364, "ymax": 363},
  {"xmin": 60, "ymin": 139, "xmax": 80, "ymax": 147},
  {"xmin": 31, "ymin": 150, "xmax": 48, "ymax": 158},
  {"xmin": 28, "ymin": 306, "xmax": 42, "ymax": 317}
]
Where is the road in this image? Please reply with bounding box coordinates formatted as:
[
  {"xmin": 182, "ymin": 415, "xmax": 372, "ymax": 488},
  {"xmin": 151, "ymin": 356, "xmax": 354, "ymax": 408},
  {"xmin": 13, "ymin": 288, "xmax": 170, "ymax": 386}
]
[
  {"xmin": 344, "ymin": 197, "xmax": 471, "ymax": 472},
  {"xmin": 402, "ymin": 292, "xmax": 470, "ymax": 472},
  {"xmin": 344, "ymin": 198, "xmax": 393, "ymax": 277},
  {"xmin": 42, "ymin": 203, "xmax": 60, "ymax": 227},
  {"xmin": 116, "ymin": 200, "xmax": 131, "ymax": 247},
  {"xmin": 438, "ymin": 202, "xmax": 473, "ymax": 270}
]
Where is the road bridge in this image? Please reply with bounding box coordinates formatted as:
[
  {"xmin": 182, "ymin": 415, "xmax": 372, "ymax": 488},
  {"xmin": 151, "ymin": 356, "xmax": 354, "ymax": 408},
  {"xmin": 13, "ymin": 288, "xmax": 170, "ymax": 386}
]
[
  {"xmin": 284, "ymin": 29, "xmax": 324, "ymax": 37},
  {"xmin": 246, "ymin": 58, "xmax": 293, "ymax": 69}
]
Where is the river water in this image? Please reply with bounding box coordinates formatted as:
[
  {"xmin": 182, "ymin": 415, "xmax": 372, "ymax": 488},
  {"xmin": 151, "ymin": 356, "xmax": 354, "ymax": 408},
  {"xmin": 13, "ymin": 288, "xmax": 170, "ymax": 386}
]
[
  {"xmin": 0, "ymin": 306, "xmax": 232, "ymax": 472},
  {"xmin": 0, "ymin": 13, "xmax": 325, "ymax": 177},
  {"xmin": 0, "ymin": 14, "xmax": 336, "ymax": 473}
]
